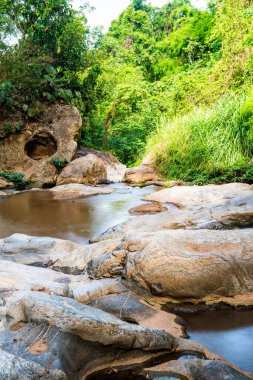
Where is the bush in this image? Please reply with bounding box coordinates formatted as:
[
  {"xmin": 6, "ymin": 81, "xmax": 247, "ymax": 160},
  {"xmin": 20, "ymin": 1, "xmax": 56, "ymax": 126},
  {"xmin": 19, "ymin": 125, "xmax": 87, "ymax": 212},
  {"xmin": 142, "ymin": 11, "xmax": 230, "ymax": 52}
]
[
  {"xmin": 49, "ymin": 157, "xmax": 69, "ymax": 171},
  {"xmin": 0, "ymin": 171, "xmax": 27, "ymax": 190}
]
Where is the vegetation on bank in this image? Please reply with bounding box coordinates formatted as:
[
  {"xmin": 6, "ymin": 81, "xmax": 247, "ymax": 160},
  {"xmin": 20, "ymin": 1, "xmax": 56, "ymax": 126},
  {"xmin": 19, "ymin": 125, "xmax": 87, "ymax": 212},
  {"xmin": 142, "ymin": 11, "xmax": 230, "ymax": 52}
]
[{"xmin": 0, "ymin": 0, "xmax": 252, "ymax": 183}]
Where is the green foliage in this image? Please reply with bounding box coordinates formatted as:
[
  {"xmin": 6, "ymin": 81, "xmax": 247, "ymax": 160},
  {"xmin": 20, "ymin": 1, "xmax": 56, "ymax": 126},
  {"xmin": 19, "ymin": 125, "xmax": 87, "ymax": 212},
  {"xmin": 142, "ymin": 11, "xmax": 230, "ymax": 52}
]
[
  {"xmin": 49, "ymin": 157, "xmax": 69, "ymax": 171},
  {"xmin": 146, "ymin": 92, "xmax": 253, "ymax": 183},
  {"xmin": 3, "ymin": 122, "xmax": 22, "ymax": 135},
  {"xmin": 0, "ymin": 171, "xmax": 27, "ymax": 190},
  {"xmin": 0, "ymin": 0, "xmax": 88, "ymax": 112}
]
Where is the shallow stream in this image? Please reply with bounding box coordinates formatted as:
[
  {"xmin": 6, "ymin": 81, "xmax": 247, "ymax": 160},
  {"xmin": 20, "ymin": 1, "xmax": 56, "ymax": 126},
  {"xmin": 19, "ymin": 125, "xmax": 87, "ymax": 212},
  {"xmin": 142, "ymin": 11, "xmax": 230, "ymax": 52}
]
[{"xmin": 0, "ymin": 184, "xmax": 252, "ymax": 374}]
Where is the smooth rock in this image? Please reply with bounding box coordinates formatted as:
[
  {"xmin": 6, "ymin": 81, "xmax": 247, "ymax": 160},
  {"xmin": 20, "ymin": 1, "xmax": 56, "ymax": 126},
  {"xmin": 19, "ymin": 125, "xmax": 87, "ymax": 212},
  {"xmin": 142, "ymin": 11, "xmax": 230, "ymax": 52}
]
[
  {"xmin": 144, "ymin": 358, "xmax": 253, "ymax": 380},
  {"xmin": 129, "ymin": 202, "xmax": 167, "ymax": 215},
  {"xmin": 0, "ymin": 234, "xmax": 121, "ymax": 274},
  {"xmin": 93, "ymin": 194, "xmax": 253, "ymax": 241},
  {"xmin": 57, "ymin": 154, "xmax": 107, "ymax": 185},
  {"xmin": 123, "ymin": 155, "xmax": 163, "ymax": 185},
  {"xmin": 88, "ymin": 291, "xmax": 183, "ymax": 337},
  {"xmin": 88, "ymin": 229, "xmax": 253, "ymax": 301},
  {"xmin": 49, "ymin": 183, "xmax": 113, "ymax": 200},
  {"xmin": 77, "ymin": 147, "xmax": 126, "ymax": 182},
  {"xmin": 145, "ymin": 183, "xmax": 253, "ymax": 209}
]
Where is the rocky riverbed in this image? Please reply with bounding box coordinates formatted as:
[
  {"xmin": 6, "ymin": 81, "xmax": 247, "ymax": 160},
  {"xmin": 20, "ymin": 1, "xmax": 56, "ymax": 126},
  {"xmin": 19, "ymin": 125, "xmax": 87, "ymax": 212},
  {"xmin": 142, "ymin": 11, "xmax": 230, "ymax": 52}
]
[{"xmin": 0, "ymin": 182, "xmax": 253, "ymax": 379}]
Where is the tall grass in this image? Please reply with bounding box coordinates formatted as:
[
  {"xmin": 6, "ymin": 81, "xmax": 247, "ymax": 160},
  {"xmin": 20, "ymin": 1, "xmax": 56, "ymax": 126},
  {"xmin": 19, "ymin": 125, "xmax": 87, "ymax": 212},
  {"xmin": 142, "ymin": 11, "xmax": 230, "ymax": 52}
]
[{"xmin": 146, "ymin": 92, "xmax": 253, "ymax": 184}]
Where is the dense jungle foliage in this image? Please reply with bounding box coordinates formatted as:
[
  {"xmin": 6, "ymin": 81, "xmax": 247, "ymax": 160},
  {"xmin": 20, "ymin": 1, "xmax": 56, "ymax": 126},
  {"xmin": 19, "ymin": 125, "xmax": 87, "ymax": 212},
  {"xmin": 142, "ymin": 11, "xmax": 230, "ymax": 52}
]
[{"xmin": 0, "ymin": 0, "xmax": 252, "ymax": 182}]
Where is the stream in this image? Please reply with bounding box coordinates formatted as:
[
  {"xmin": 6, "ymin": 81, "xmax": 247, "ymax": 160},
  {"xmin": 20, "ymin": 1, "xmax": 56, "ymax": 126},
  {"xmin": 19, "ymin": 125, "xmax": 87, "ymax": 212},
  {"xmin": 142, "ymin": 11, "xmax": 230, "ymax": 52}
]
[{"xmin": 0, "ymin": 184, "xmax": 252, "ymax": 374}]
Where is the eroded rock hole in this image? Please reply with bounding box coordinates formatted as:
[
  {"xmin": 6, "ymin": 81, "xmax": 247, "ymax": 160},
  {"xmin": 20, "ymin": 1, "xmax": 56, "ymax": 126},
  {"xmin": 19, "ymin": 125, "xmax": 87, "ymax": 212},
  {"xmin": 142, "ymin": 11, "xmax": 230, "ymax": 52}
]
[{"xmin": 25, "ymin": 132, "xmax": 57, "ymax": 160}]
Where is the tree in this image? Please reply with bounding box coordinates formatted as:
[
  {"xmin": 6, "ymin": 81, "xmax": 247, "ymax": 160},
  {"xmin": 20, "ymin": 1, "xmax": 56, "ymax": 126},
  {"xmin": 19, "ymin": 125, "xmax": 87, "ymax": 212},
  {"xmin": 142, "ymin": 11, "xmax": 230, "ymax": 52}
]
[
  {"xmin": 0, "ymin": 0, "xmax": 88, "ymax": 111},
  {"xmin": 132, "ymin": 0, "xmax": 147, "ymax": 11}
]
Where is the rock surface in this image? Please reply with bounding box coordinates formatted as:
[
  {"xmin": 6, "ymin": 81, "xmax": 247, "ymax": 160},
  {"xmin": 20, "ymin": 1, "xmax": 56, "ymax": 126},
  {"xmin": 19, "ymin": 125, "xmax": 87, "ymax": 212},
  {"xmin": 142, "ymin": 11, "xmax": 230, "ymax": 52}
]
[
  {"xmin": 0, "ymin": 181, "xmax": 253, "ymax": 379},
  {"xmin": 0, "ymin": 105, "xmax": 82, "ymax": 187},
  {"xmin": 94, "ymin": 193, "xmax": 253, "ymax": 241},
  {"xmin": 0, "ymin": 190, "xmax": 8, "ymax": 199},
  {"xmin": 88, "ymin": 229, "xmax": 253, "ymax": 302},
  {"xmin": 145, "ymin": 182, "xmax": 253, "ymax": 208},
  {"xmin": 129, "ymin": 202, "xmax": 167, "ymax": 215},
  {"xmin": 57, "ymin": 154, "xmax": 107, "ymax": 185},
  {"xmin": 49, "ymin": 183, "xmax": 113, "ymax": 200},
  {"xmin": 144, "ymin": 358, "xmax": 253, "ymax": 380},
  {"xmin": 0, "ymin": 233, "xmax": 120, "ymax": 274},
  {"xmin": 0, "ymin": 178, "xmax": 11, "ymax": 189},
  {"xmin": 77, "ymin": 147, "xmax": 126, "ymax": 182},
  {"xmin": 123, "ymin": 155, "xmax": 163, "ymax": 185}
]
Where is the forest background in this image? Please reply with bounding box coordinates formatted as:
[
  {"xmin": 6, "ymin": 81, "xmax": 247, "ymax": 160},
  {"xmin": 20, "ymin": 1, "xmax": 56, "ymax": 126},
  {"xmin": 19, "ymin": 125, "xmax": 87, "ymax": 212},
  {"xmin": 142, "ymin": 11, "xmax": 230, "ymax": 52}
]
[{"xmin": 0, "ymin": 0, "xmax": 252, "ymax": 183}]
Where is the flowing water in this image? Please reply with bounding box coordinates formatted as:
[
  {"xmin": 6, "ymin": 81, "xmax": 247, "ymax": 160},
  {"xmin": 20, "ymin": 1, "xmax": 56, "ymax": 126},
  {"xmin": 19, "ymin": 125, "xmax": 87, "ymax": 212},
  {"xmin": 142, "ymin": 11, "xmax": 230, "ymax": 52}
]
[{"xmin": 0, "ymin": 184, "xmax": 253, "ymax": 374}]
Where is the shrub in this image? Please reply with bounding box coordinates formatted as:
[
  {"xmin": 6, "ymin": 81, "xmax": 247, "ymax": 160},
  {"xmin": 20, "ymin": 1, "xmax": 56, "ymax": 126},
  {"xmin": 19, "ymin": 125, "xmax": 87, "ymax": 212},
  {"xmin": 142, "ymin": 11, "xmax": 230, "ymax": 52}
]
[
  {"xmin": 49, "ymin": 157, "xmax": 69, "ymax": 171},
  {"xmin": 0, "ymin": 171, "xmax": 27, "ymax": 190}
]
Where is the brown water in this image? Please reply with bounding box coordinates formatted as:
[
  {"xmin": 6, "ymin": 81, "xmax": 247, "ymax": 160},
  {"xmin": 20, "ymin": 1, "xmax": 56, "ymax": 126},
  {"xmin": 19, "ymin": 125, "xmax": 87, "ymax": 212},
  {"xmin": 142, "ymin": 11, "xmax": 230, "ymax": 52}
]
[
  {"xmin": 0, "ymin": 185, "xmax": 253, "ymax": 374},
  {"xmin": 0, "ymin": 184, "xmax": 157, "ymax": 243},
  {"xmin": 185, "ymin": 310, "xmax": 253, "ymax": 373}
]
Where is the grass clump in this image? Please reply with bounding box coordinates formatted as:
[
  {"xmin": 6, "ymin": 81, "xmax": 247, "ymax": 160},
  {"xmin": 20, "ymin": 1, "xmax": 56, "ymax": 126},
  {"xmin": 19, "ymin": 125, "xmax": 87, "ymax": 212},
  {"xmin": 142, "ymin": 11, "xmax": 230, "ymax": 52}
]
[{"xmin": 147, "ymin": 91, "xmax": 253, "ymax": 184}]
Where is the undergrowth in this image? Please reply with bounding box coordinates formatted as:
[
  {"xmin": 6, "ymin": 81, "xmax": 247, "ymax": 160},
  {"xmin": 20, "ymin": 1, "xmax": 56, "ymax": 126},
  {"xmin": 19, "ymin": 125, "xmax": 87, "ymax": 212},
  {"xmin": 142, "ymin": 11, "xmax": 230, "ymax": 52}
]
[{"xmin": 147, "ymin": 91, "xmax": 253, "ymax": 184}]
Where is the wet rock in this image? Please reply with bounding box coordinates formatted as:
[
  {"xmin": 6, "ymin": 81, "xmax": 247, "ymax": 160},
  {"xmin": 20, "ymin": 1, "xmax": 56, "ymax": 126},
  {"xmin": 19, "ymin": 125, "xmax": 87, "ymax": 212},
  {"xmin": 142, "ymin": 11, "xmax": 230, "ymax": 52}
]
[
  {"xmin": 49, "ymin": 183, "xmax": 113, "ymax": 200},
  {"xmin": 129, "ymin": 202, "xmax": 167, "ymax": 215},
  {"xmin": 145, "ymin": 358, "xmax": 253, "ymax": 380},
  {"xmin": 57, "ymin": 154, "xmax": 107, "ymax": 185},
  {"xmin": 0, "ymin": 105, "xmax": 82, "ymax": 187},
  {"xmin": 77, "ymin": 147, "xmax": 126, "ymax": 182},
  {"xmin": 0, "ymin": 234, "xmax": 121, "ymax": 274},
  {"xmin": 123, "ymin": 155, "xmax": 163, "ymax": 185},
  {"xmin": 93, "ymin": 194, "xmax": 253, "ymax": 242},
  {"xmin": 145, "ymin": 183, "xmax": 253, "ymax": 209},
  {"xmin": 88, "ymin": 229, "xmax": 253, "ymax": 302}
]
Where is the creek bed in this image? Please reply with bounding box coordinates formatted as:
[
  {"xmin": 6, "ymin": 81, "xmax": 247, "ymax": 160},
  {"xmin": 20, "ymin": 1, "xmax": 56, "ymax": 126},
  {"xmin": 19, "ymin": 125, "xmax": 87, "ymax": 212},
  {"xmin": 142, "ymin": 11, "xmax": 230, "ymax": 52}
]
[{"xmin": 0, "ymin": 184, "xmax": 253, "ymax": 374}]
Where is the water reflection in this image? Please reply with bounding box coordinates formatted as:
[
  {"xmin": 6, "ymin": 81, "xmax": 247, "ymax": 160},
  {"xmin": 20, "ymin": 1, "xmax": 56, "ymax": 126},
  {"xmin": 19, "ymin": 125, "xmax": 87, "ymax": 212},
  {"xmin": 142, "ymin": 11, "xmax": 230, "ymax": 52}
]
[
  {"xmin": 0, "ymin": 184, "xmax": 156, "ymax": 244},
  {"xmin": 185, "ymin": 310, "xmax": 253, "ymax": 373}
]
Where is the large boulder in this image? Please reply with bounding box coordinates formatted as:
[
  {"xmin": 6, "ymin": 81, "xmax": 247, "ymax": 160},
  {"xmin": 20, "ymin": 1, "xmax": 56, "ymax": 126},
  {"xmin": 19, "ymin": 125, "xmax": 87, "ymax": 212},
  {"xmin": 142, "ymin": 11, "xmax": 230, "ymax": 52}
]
[
  {"xmin": 0, "ymin": 105, "xmax": 82, "ymax": 187},
  {"xmin": 77, "ymin": 147, "xmax": 126, "ymax": 182},
  {"xmin": 56, "ymin": 154, "xmax": 107, "ymax": 185},
  {"xmin": 123, "ymin": 155, "xmax": 163, "ymax": 185},
  {"xmin": 88, "ymin": 229, "xmax": 253, "ymax": 303}
]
